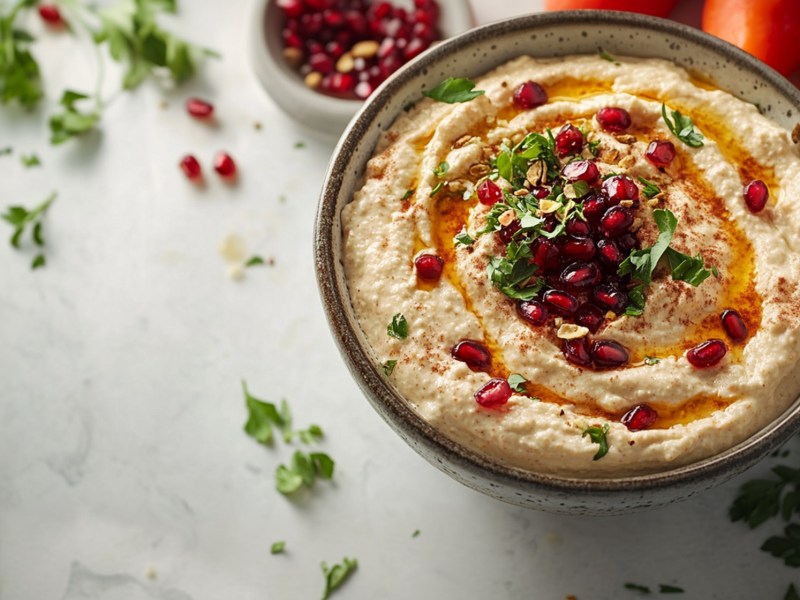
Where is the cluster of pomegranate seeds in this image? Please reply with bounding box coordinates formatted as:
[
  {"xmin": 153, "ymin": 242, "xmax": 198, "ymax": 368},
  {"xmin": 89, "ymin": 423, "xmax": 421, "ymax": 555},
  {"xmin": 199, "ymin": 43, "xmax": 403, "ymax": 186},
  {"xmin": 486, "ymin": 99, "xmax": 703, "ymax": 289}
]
[
  {"xmin": 38, "ymin": 4, "xmax": 64, "ymax": 25},
  {"xmin": 621, "ymin": 404, "xmax": 658, "ymax": 432},
  {"xmin": 414, "ymin": 253, "xmax": 444, "ymax": 281},
  {"xmin": 214, "ymin": 152, "xmax": 237, "ymax": 178},
  {"xmin": 179, "ymin": 155, "xmax": 202, "ymax": 181},
  {"xmin": 474, "ymin": 378, "xmax": 512, "ymax": 408},
  {"xmin": 743, "ymin": 179, "xmax": 769, "ymax": 213},
  {"xmin": 278, "ymin": 0, "xmax": 441, "ymax": 99},
  {"xmin": 186, "ymin": 97, "xmax": 214, "ymax": 119},
  {"xmin": 686, "ymin": 338, "xmax": 728, "ymax": 368}
]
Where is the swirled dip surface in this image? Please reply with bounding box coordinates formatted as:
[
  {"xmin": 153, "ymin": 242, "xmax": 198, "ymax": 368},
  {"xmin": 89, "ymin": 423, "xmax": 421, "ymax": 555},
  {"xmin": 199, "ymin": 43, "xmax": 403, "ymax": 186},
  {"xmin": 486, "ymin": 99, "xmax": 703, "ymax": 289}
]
[{"xmin": 342, "ymin": 55, "xmax": 800, "ymax": 477}]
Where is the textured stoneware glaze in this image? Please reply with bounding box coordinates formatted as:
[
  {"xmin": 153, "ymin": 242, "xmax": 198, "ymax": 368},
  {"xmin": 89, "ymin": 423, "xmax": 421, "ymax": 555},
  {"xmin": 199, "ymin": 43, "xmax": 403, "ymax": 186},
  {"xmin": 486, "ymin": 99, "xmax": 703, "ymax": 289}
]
[
  {"xmin": 248, "ymin": 0, "xmax": 475, "ymax": 138},
  {"xmin": 315, "ymin": 11, "xmax": 800, "ymax": 515}
]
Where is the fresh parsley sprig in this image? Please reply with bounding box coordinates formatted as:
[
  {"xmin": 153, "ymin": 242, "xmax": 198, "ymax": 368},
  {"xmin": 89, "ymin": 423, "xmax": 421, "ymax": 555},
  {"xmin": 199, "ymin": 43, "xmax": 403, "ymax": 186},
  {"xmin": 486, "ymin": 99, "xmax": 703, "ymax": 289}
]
[
  {"xmin": 661, "ymin": 103, "xmax": 704, "ymax": 148},
  {"xmin": 487, "ymin": 239, "xmax": 543, "ymax": 301},
  {"xmin": 387, "ymin": 313, "xmax": 408, "ymax": 339},
  {"xmin": 49, "ymin": 90, "xmax": 101, "ymax": 145},
  {"xmin": 494, "ymin": 131, "xmax": 559, "ymax": 188},
  {"xmin": 275, "ymin": 449, "xmax": 335, "ymax": 495},
  {"xmin": 638, "ymin": 176, "xmax": 660, "ymax": 199},
  {"xmin": 0, "ymin": 0, "xmax": 43, "ymax": 109},
  {"xmin": 321, "ymin": 557, "xmax": 358, "ymax": 600},
  {"xmin": 423, "ymin": 77, "xmax": 484, "ymax": 103},
  {"xmin": 2, "ymin": 191, "xmax": 56, "ymax": 269},
  {"xmin": 582, "ymin": 423, "xmax": 610, "ymax": 461},
  {"xmin": 242, "ymin": 381, "xmax": 324, "ymax": 446}
]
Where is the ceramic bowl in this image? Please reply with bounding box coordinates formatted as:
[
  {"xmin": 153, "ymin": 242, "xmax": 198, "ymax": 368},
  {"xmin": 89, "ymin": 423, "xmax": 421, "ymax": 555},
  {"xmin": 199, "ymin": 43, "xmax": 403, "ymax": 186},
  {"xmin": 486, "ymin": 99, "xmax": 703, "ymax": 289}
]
[
  {"xmin": 247, "ymin": 0, "xmax": 475, "ymax": 139},
  {"xmin": 315, "ymin": 10, "xmax": 800, "ymax": 515}
]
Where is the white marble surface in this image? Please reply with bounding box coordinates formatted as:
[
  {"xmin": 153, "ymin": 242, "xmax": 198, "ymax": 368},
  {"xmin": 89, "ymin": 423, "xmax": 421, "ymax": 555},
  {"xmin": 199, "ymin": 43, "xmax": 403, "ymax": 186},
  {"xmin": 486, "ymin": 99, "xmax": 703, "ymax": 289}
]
[{"xmin": 1, "ymin": 1, "xmax": 797, "ymax": 599}]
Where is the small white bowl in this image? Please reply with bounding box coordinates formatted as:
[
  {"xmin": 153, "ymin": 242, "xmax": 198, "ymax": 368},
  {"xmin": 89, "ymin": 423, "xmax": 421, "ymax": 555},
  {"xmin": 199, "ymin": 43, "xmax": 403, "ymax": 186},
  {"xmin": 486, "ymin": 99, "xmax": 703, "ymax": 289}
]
[{"xmin": 248, "ymin": 0, "xmax": 475, "ymax": 138}]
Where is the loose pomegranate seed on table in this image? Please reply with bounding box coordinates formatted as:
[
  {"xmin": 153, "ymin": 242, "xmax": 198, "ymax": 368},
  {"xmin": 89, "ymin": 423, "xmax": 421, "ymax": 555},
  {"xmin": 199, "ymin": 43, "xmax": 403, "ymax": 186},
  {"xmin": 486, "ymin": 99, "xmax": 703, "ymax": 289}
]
[
  {"xmin": 214, "ymin": 152, "xmax": 237, "ymax": 178},
  {"xmin": 621, "ymin": 404, "xmax": 658, "ymax": 432},
  {"xmin": 743, "ymin": 179, "xmax": 769, "ymax": 213},
  {"xmin": 186, "ymin": 97, "xmax": 214, "ymax": 119},
  {"xmin": 513, "ymin": 80, "xmax": 548, "ymax": 109},
  {"xmin": 452, "ymin": 340, "xmax": 492, "ymax": 372},
  {"xmin": 277, "ymin": 0, "xmax": 442, "ymax": 100},
  {"xmin": 414, "ymin": 253, "xmax": 444, "ymax": 282},
  {"xmin": 179, "ymin": 155, "xmax": 202, "ymax": 181},
  {"xmin": 474, "ymin": 378, "xmax": 512, "ymax": 408},
  {"xmin": 686, "ymin": 339, "xmax": 728, "ymax": 368}
]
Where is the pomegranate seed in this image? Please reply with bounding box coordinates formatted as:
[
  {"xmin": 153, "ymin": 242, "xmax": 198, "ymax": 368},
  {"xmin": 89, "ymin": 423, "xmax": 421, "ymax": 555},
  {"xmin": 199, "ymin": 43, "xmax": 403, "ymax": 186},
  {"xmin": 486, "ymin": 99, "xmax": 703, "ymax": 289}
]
[
  {"xmin": 602, "ymin": 175, "xmax": 639, "ymax": 203},
  {"xmin": 404, "ymin": 38, "xmax": 427, "ymax": 60},
  {"xmin": 596, "ymin": 239, "xmax": 624, "ymax": 269},
  {"xmin": 179, "ymin": 155, "xmax": 202, "ymax": 181},
  {"xmin": 532, "ymin": 238, "xmax": 560, "ymax": 270},
  {"xmin": 308, "ymin": 52, "xmax": 334, "ymax": 74},
  {"xmin": 325, "ymin": 41, "xmax": 346, "ymax": 59},
  {"xmin": 214, "ymin": 152, "xmax": 237, "ymax": 178},
  {"xmin": 596, "ymin": 106, "xmax": 631, "ymax": 132},
  {"xmin": 370, "ymin": 1, "xmax": 392, "ymax": 19},
  {"xmin": 744, "ymin": 180, "xmax": 768, "ymax": 213},
  {"xmin": 562, "ymin": 160, "xmax": 600, "ymax": 184},
  {"xmin": 555, "ymin": 124, "xmax": 584, "ymax": 157},
  {"xmin": 531, "ymin": 186, "xmax": 550, "ymax": 199},
  {"xmin": 543, "ymin": 289, "xmax": 579, "ymax": 316},
  {"xmin": 477, "ymin": 179, "xmax": 503, "ymax": 206},
  {"xmin": 323, "ymin": 9, "xmax": 346, "ymax": 27},
  {"xmin": 560, "ymin": 262, "xmax": 601, "ymax": 291},
  {"xmin": 513, "ymin": 81, "xmax": 548, "ymax": 109},
  {"xmin": 282, "ymin": 29, "xmax": 303, "ymax": 49},
  {"xmin": 498, "ymin": 220, "xmax": 521, "ymax": 244},
  {"xmin": 38, "ymin": 4, "xmax": 63, "ymax": 24},
  {"xmin": 582, "ymin": 193, "xmax": 608, "ymax": 223},
  {"xmin": 517, "ymin": 299, "xmax": 548, "ymax": 326},
  {"xmin": 474, "ymin": 378, "xmax": 512, "ymax": 408},
  {"xmin": 186, "ymin": 97, "xmax": 214, "ymax": 119},
  {"xmin": 591, "ymin": 283, "xmax": 628, "ymax": 313},
  {"xmin": 562, "ymin": 337, "xmax": 592, "ymax": 367},
  {"xmin": 599, "ymin": 206, "xmax": 634, "ymax": 238},
  {"xmin": 721, "ymin": 309, "xmax": 748, "ymax": 343},
  {"xmin": 415, "ymin": 253, "xmax": 444, "ymax": 281},
  {"xmin": 277, "ymin": 0, "xmax": 304, "ymax": 18},
  {"xmin": 354, "ymin": 81, "xmax": 374, "ymax": 99},
  {"xmin": 591, "ymin": 339, "xmax": 630, "ymax": 368},
  {"xmin": 324, "ymin": 72, "xmax": 355, "ymax": 93},
  {"xmin": 452, "ymin": 339, "xmax": 491, "ymax": 372},
  {"xmin": 686, "ymin": 339, "xmax": 728, "ymax": 368},
  {"xmin": 645, "ymin": 140, "xmax": 676, "ymax": 167},
  {"xmin": 565, "ymin": 218, "xmax": 591, "ymax": 238},
  {"xmin": 621, "ymin": 404, "xmax": 658, "ymax": 431},
  {"xmin": 575, "ymin": 303, "xmax": 605, "ymax": 333},
  {"xmin": 561, "ymin": 237, "xmax": 596, "ymax": 262}
]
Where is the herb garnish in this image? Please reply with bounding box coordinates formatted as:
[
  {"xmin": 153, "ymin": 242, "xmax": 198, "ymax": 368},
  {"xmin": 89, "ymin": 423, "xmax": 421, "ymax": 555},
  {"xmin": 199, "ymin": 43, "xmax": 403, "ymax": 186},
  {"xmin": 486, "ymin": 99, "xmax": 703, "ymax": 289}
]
[
  {"xmin": 644, "ymin": 356, "xmax": 661, "ymax": 365},
  {"xmin": 242, "ymin": 381, "xmax": 324, "ymax": 446},
  {"xmin": 637, "ymin": 176, "xmax": 660, "ymax": 199},
  {"xmin": 618, "ymin": 209, "xmax": 716, "ymax": 293},
  {"xmin": 494, "ymin": 131, "xmax": 560, "ymax": 188},
  {"xmin": 487, "ymin": 240, "xmax": 544, "ymax": 301},
  {"xmin": 433, "ymin": 161, "xmax": 449, "ymax": 177},
  {"xmin": 658, "ymin": 585, "xmax": 684, "ymax": 594},
  {"xmin": 423, "ymin": 77, "xmax": 485, "ymax": 103},
  {"xmin": 244, "ymin": 255, "xmax": 265, "ymax": 267},
  {"xmin": 624, "ymin": 284, "xmax": 646, "ymax": 317},
  {"xmin": 275, "ymin": 449, "xmax": 335, "ymax": 495},
  {"xmin": 412, "ymin": 529, "xmax": 421, "ymax": 538},
  {"xmin": 294, "ymin": 141, "xmax": 306, "ymax": 149},
  {"xmin": 582, "ymin": 423, "xmax": 610, "ymax": 460},
  {"xmin": 387, "ymin": 313, "xmax": 408, "ymax": 339},
  {"xmin": 624, "ymin": 583, "xmax": 651, "ymax": 593},
  {"xmin": 787, "ymin": 584, "xmax": 800, "ymax": 600},
  {"xmin": 0, "ymin": 0, "xmax": 43, "ymax": 109},
  {"xmin": 430, "ymin": 181, "xmax": 444, "ymax": 197},
  {"xmin": 454, "ymin": 230, "xmax": 474, "ymax": 247},
  {"xmin": 507, "ymin": 373, "xmax": 527, "ymax": 393},
  {"xmin": 661, "ymin": 103, "xmax": 704, "ymax": 148},
  {"xmin": 0, "ymin": 147, "xmax": 12, "ymax": 156},
  {"xmin": 382, "ymin": 359, "xmax": 397, "ymax": 376},
  {"xmin": 271, "ymin": 541, "xmax": 286, "ymax": 555},
  {"xmin": 321, "ymin": 557, "xmax": 358, "ymax": 600},
  {"xmin": 49, "ymin": 90, "xmax": 100, "ymax": 145},
  {"xmin": 599, "ymin": 47, "xmax": 620, "ymax": 66},
  {"xmin": 2, "ymin": 191, "xmax": 56, "ymax": 269},
  {"xmin": 402, "ymin": 189, "xmax": 414, "ymax": 201},
  {"xmin": 20, "ymin": 153, "xmax": 40, "ymax": 167}
]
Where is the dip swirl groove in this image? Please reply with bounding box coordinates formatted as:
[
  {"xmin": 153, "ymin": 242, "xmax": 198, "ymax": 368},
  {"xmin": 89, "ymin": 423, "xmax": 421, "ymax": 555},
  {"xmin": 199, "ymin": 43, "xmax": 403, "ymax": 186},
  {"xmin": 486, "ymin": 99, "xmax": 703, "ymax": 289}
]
[{"xmin": 341, "ymin": 54, "xmax": 800, "ymax": 477}]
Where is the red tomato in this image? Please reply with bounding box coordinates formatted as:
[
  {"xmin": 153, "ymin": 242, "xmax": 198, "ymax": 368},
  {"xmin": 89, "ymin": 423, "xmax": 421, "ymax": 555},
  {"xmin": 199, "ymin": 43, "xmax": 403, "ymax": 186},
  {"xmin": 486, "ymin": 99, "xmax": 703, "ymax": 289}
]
[
  {"xmin": 702, "ymin": 0, "xmax": 800, "ymax": 76},
  {"xmin": 543, "ymin": 0, "xmax": 679, "ymax": 18}
]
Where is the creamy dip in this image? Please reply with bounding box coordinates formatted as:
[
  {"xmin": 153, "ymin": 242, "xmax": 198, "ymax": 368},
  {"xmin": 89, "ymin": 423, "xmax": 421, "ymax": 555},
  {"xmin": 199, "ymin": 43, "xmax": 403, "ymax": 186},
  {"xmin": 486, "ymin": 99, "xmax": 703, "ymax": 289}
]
[{"xmin": 342, "ymin": 54, "xmax": 800, "ymax": 477}]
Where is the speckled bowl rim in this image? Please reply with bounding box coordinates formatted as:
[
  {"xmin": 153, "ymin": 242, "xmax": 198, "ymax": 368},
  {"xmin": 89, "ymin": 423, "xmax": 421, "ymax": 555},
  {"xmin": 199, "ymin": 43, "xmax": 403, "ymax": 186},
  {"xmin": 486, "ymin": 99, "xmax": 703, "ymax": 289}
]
[{"xmin": 315, "ymin": 10, "xmax": 800, "ymax": 496}]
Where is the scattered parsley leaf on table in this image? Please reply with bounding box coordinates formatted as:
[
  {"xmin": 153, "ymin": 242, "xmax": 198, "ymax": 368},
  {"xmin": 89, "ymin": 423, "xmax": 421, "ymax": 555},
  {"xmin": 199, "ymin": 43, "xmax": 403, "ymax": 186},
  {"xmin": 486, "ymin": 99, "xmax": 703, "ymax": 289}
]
[
  {"xmin": 0, "ymin": 0, "xmax": 43, "ymax": 109},
  {"xmin": 242, "ymin": 380, "xmax": 286, "ymax": 446},
  {"xmin": 582, "ymin": 423, "xmax": 610, "ymax": 461},
  {"xmin": 49, "ymin": 90, "xmax": 100, "ymax": 145},
  {"xmin": 786, "ymin": 584, "xmax": 800, "ymax": 600},
  {"xmin": 275, "ymin": 449, "xmax": 334, "ymax": 495},
  {"xmin": 244, "ymin": 255, "xmax": 265, "ymax": 267},
  {"xmin": 658, "ymin": 584, "xmax": 684, "ymax": 594},
  {"xmin": 321, "ymin": 557, "xmax": 358, "ymax": 600},
  {"xmin": 20, "ymin": 153, "xmax": 39, "ymax": 167},
  {"xmin": 412, "ymin": 529, "xmax": 420, "ymax": 538},
  {"xmin": 2, "ymin": 191, "xmax": 56, "ymax": 269},
  {"xmin": 423, "ymin": 77, "xmax": 484, "ymax": 104},
  {"xmin": 624, "ymin": 582, "xmax": 651, "ymax": 593},
  {"xmin": 270, "ymin": 541, "xmax": 285, "ymax": 555}
]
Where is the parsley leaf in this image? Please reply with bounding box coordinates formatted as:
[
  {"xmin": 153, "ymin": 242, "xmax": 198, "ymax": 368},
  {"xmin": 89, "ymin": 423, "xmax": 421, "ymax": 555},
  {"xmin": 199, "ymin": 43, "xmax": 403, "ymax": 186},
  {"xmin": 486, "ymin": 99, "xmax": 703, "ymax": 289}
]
[
  {"xmin": 624, "ymin": 284, "xmax": 646, "ymax": 317},
  {"xmin": 598, "ymin": 47, "xmax": 620, "ymax": 66},
  {"xmin": 402, "ymin": 189, "xmax": 414, "ymax": 201},
  {"xmin": 387, "ymin": 313, "xmax": 408, "ymax": 339},
  {"xmin": 433, "ymin": 161, "xmax": 449, "ymax": 177},
  {"xmin": 624, "ymin": 583, "xmax": 651, "ymax": 593},
  {"xmin": 0, "ymin": 0, "xmax": 43, "ymax": 109},
  {"xmin": 412, "ymin": 529, "xmax": 421, "ymax": 538},
  {"xmin": 582, "ymin": 423, "xmax": 610, "ymax": 461},
  {"xmin": 430, "ymin": 181, "xmax": 444, "ymax": 197},
  {"xmin": 454, "ymin": 230, "xmax": 474, "ymax": 247},
  {"xmin": 271, "ymin": 541, "xmax": 285, "ymax": 555},
  {"xmin": 20, "ymin": 153, "xmax": 40, "ymax": 167},
  {"xmin": 49, "ymin": 90, "xmax": 100, "ymax": 145},
  {"xmin": 242, "ymin": 380, "xmax": 286, "ymax": 446},
  {"xmin": 730, "ymin": 465, "xmax": 800, "ymax": 528},
  {"xmin": 658, "ymin": 584, "xmax": 684, "ymax": 594},
  {"xmin": 661, "ymin": 103, "xmax": 704, "ymax": 148},
  {"xmin": 275, "ymin": 449, "xmax": 335, "ymax": 495},
  {"xmin": 637, "ymin": 176, "xmax": 660, "ymax": 199},
  {"xmin": 2, "ymin": 191, "xmax": 56, "ymax": 269},
  {"xmin": 786, "ymin": 584, "xmax": 800, "ymax": 600},
  {"xmin": 0, "ymin": 147, "xmax": 12, "ymax": 156},
  {"xmin": 664, "ymin": 247, "xmax": 716, "ymax": 286},
  {"xmin": 321, "ymin": 557, "xmax": 358, "ymax": 600},
  {"xmin": 423, "ymin": 77, "xmax": 484, "ymax": 103},
  {"xmin": 244, "ymin": 255, "xmax": 265, "ymax": 267},
  {"xmin": 487, "ymin": 242, "xmax": 544, "ymax": 301},
  {"xmin": 507, "ymin": 373, "xmax": 527, "ymax": 393},
  {"xmin": 644, "ymin": 356, "xmax": 661, "ymax": 365},
  {"xmin": 382, "ymin": 359, "xmax": 397, "ymax": 376}
]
